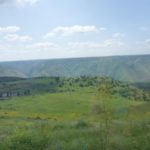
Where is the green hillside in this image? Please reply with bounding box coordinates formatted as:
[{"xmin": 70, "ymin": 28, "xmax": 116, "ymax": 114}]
[
  {"xmin": 0, "ymin": 55, "xmax": 150, "ymax": 82},
  {"xmin": 0, "ymin": 77, "xmax": 150, "ymax": 150},
  {"xmin": 0, "ymin": 76, "xmax": 149, "ymax": 101}
]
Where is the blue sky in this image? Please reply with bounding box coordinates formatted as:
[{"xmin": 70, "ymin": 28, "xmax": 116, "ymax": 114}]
[{"xmin": 0, "ymin": 0, "xmax": 150, "ymax": 61}]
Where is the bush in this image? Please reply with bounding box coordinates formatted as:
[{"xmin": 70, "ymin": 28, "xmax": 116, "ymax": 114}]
[
  {"xmin": 8, "ymin": 132, "xmax": 49, "ymax": 150},
  {"xmin": 74, "ymin": 120, "xmax": 89, "ymax": 129},
  {"xmin": 92, "ymin": 104, "xmax": 104, "ymax": 114}
]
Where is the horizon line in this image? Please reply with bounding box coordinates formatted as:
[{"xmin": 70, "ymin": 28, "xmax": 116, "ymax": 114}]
[{"xmin": 0, "ymin": 53, "xmax": 150, "ymax": 63}]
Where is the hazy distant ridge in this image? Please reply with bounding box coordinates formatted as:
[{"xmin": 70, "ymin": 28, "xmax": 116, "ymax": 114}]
[{"xmin": 0, "ymin": 55, "xmax": 150, "ymax": 82}]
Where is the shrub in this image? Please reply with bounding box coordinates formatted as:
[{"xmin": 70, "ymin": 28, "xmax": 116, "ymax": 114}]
[
  {"xmin": 92, "ymin": 104, "xmax": 104, "ymax": 114},
  {"xmin": 74, "ymin": 120, "xmax": 89, "ymax": 129},
  {"xmin": 8, "ymin": 132, "xmax": 49, "ymax": 150}
]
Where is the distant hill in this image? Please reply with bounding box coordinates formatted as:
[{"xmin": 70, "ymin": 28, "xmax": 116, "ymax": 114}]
[
  {"xmin": 0, "ymin": 55, "xmax": 150, "ymax": 82},
  {"xmin": 0, "ymin": 65, "xmax": 27, "ymax": 78}
]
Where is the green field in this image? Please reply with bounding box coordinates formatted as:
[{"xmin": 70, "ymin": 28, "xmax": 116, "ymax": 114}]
[{"xmin": 0, "ymin": 77, "xmax": 150, "ymax": 150}]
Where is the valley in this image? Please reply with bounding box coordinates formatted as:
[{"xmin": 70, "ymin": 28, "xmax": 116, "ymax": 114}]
[{"xmin": 0, "ymin": 76, "xmax": 150, "ymax": 150}]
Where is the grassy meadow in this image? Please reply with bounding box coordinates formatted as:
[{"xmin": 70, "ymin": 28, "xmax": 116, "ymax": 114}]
[{"xmin": 0, "ymin": 77, "xmax": 150, "ymax": 150}]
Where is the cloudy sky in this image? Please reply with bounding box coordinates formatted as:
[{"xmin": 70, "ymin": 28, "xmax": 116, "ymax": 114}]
[{"xmin": 0, "ymin": 0, "xmax": 150, "ymax": 61}]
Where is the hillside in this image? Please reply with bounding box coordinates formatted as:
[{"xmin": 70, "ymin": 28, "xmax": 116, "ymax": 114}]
[
  {"xmin": 0, "ymin": 65, "xmax": 27, "ymax": 78},
  {"xmin": 0, "ymin": 55, "xmax": 150, "ymax": 82},
  {"xmin": 0, "ymin": 76, "xmax": 149, "ymax": 101},
  {"xmin": 0, "ymin": 76, "xmax": 150, "ymax": 150}
]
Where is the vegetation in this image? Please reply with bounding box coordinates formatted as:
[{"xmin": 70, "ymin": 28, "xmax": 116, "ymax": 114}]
[
  {"xmin": 0, "ymin": 76, "xmax": 149, "ymax": 100},
  {"xmin": 0, "ymin": 76, "xmax": 150, "ymax": 149}
]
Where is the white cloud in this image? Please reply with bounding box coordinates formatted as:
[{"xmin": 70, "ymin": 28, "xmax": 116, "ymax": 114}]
[
  {"xmin": 0, "ymin": 0, "xmax": 39, "ymax": 6},
  {"xmin": 15, "ymin": 0, "xmax": 39, "ymax": 6},
  {"xmin": 113, "ymin": 32, "xmax": 125, "ymax": 38},
  {"xmin": 27, "ymin": 42, "xmax": 57, "ymax": 50},
  {"xmin": 69, "ymin": 39, "xmax": 124, "ymax": 50},
  {"xmin": 69, "ymin": 42, "xmax": 102, "ymax": 49},
  {"xmin": 0, "ymin": 26, "xmax": 32, "ymax": 42},
  {"xmin": 44, "ymin": 25, "xmax": 105, "ymax": 38},
  {"xmin": 99, "ymin": 27, "xmax": 107, "ymax": 31},
  {"xmin": 0, "ymin": 44, "xmax": 5, "ymax": 50},
  {"xmin": 4, "ymin": 34, "xmax": 32, "ymax": 42},
  {"xmin": 135, "ymin": 39, "xmax": 150, "ymax": 50},
  {"xmin": 44, "ymin": 32, "xmax": 56, "ymax": 38},
  {"xmin": 136, "ymin": 39, "xmax": 150, "ymax": 45},
  {"xmin": 143, "ymin": 39, "xmax": 150, "ymax": 48},
  {"xmin": 103, "ymin": 39, "xmax": 124, "ymax": 47},
  {"xmin": 0, "ymin": 26, "xmax": 20, "ymax": 33}
]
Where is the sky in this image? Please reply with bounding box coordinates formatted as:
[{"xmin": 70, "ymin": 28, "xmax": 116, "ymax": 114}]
[{"xmin": 0, "ymin": 0, "xmax": 150, "ymax": 61}]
